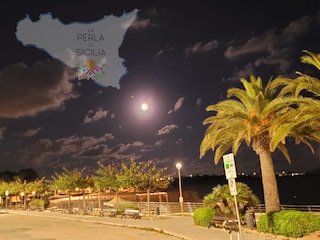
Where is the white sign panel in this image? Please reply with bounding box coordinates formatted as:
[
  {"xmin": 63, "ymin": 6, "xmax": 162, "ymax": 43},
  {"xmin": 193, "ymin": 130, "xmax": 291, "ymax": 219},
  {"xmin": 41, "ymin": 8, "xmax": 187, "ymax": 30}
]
[
  {"xmin": 228, "ymin": 178, "xmax": 238, "ymax": 196},
  {"xmin": 223, "ymin": 153, "xmax": 237, "ymax": 179}
]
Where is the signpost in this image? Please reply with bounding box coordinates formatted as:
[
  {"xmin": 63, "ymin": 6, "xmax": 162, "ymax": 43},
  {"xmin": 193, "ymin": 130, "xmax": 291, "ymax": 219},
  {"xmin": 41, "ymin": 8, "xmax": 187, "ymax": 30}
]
[
  {"xmin": 223, "ymin": 153, "xmax": 237, "ymax": 179},
  {"xmin": 223, "ymin": 153, "xmax": 243, "ymax": 240}
]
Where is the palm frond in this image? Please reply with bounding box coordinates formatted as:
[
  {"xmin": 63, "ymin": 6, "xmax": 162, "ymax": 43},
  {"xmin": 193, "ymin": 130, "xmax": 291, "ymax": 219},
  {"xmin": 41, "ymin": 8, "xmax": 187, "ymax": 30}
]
[
  {"xmin": 240, "ymin": 78, "xmax": 256, "ymax": 99},
  {"xmin": 294, "ymin": 73, "xmax": 320, "ymax": 97},
  {"xmin": 227, "ymin": 88, "xmax": 253, "ymax": 109},
  {"xmin": 301, "ymin": 50, "xmax": 320, "ymax": 70},
  {"xmin": 275, "ymin": 143, "xmax": 291, "ymax": 163},
  {"xmin": 213, "ymin": 141, "xmax": 233, "ymax": 164}
]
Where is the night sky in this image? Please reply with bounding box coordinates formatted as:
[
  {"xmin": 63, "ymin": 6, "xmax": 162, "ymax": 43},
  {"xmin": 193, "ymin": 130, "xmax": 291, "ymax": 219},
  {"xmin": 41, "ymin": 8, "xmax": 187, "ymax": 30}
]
[{"xmin": 1, "ymin": 1, "xmax": 320, "ymax": 178}]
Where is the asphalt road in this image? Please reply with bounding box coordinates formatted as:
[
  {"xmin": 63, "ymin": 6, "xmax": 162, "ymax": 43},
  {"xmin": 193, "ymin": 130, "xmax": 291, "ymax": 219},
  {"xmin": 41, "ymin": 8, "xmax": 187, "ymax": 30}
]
[{"xmin": 0, "ymin": 213, "xmax": 180, "ymax": 240}]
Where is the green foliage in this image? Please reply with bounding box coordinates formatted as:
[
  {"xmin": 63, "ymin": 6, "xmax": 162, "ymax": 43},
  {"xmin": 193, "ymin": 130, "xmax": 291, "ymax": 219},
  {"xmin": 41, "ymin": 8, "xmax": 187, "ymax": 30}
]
[
  {"xmin": 0, "ymin": 178, "xmax": 49, "ymax": 196},
  {"xmin": 119, "ymin": 158, "xmax": 172, "ymax": 191},
  {"xmin": 203, "ymin": 184, "xmax": 229, "ymax": 207},
  {"xmin": 271, "ymin": 50, "xmax": 320, "ymax": 151},
  {"xmin": 0, "ymin": 181, "xmax": 12, "ymax": 196},
  {"xmin": 29, "ymin": 199, "xmax": 50, "ymax": 209},
  {"xmin": 199, "ymin": 75, "xmax": 300, "ymax": 164},
  {"xmin": 300, "ymin": 50, "xmax": 320, "ymax": 70},
  {"xmin": 25, "ymin": 178, "xmax": 48, "ymax": 195},
  {"xmin": 193, "ymin": 207, "xmax": 215, "ymax": 227},
  {"xmin": 257, "ymin": 210, "xmax": 320, "ymax": 238},
  {"xmin": 50, "ymin": 167, "xmax": 90, "ymax": 192},
  {"xmin": 116, "ymin": 202, "xmax": 139, "ymax": 214},
  {"xmin": 203, "ymin": 182, "xmax": 260, "ymax": 215},
  {"xmin": 93, "ymin": 161, "xmax": 120, "ymax": 192},
  {"xmin": 199, "ymin": 62, "xmax": 320, "ymax": 213}
]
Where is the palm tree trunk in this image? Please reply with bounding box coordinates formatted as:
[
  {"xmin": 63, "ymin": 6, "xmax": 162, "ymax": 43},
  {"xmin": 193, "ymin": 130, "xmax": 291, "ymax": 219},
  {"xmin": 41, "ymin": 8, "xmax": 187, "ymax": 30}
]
[{"xmin": 258, "ymin": 150, "xmax": 280, "ymax": 213}]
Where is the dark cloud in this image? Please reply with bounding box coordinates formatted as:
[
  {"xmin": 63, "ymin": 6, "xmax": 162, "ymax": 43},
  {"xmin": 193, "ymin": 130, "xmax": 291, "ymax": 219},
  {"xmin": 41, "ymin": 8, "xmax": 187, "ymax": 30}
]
[
  {"xmin": 157, "ymin": 124, "xmax": 178, "ymax": 135},
  {"xmin": 0, "ymin": 59, "xmax": 77, "ymax": 118},
  {"xmin": 168, "ymin": 97, "xmax": 185, "ymax": 114},
  {"xmin": 0, "ymin": 127, "xmax": 6, "ymax": 141},
  {"xmin": 23, "ymin": 128, "xmax": 41, "ymax": 137},
  {"xmin": 83, "ymin": 108, "xmax": 108, "ymax": 124}
]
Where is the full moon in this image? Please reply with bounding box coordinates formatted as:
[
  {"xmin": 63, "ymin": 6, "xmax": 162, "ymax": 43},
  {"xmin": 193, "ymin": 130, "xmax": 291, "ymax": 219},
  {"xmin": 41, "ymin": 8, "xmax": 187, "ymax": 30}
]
[{"xmin": 141, "ymin": 103, "xmax": 149, "ymax": 111}]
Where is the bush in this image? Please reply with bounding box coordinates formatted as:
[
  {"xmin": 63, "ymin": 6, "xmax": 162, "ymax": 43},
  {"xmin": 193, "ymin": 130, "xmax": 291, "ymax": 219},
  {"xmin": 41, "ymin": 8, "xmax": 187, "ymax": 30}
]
[
  {"xmin": 203, "ymin": 182, "xmax": 260, "ymax": 217},
  {"xmin": 193, "ymin": 207, "xmax": 215, "ymax": 227},
  {"xmin": 29, "ymin": 199, "xmax": 50, "ymax": 209},
  {"xmin": 257, "ymin": 210, "xmax": 320, "ymax": 238},
  {"xmin": 116, "ymin": 202, "xmax": 139, "ymax": 214}
]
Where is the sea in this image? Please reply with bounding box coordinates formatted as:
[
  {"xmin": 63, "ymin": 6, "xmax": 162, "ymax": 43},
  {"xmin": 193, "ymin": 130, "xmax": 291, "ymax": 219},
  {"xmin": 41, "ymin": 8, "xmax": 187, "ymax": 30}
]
[{"xmin": 177, "ymin": 174, "xmax": 320, "ymax": 205}]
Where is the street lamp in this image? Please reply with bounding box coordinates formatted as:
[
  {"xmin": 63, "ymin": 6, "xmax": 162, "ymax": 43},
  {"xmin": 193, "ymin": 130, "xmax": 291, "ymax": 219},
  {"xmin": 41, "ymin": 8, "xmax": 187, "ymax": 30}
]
[
  {"xmin": 5, "ymin": 190, "xmax": 9, "ymax": 210},
  {"xmin": 176, "ymin": 162, "xmax": 183, "ymax": 215},
  {"xmin": 20, "ymin": 192, "xmax": 25, "ymax": 209}
]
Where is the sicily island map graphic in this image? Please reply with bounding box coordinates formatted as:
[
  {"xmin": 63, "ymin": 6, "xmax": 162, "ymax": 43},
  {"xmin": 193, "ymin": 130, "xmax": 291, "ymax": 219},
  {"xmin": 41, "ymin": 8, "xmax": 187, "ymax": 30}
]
[{"xmin": 16, "ymin": 9, "xmax": 139, "ymax": 88}]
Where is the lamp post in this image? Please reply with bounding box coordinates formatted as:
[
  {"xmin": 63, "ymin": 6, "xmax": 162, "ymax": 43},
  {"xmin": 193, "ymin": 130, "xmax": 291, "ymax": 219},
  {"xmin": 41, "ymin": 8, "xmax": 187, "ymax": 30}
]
[
  {"xmin": 20, "ymin": 192, "xmax": 25, "ymax": 209},
  {"xmin": 176, "ymin": 162, "xmax": 183, "ymax": 215},
  {"xmin": 5, "ymin": 190, "xmax": 9, "ymax": 210}
]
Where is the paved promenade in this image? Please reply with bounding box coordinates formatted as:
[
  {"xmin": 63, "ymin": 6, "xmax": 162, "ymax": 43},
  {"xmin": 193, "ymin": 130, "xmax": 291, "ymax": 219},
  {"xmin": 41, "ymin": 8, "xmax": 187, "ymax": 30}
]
[{"xmin": 2, "ymin": 209, "xmax": 285, "ymax": 240}]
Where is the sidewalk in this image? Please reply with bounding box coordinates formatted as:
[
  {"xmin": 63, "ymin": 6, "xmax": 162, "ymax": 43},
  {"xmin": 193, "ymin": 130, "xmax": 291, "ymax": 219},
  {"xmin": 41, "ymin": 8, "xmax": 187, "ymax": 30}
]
[{"xmin": 6, "ymin": 210, "xmax": 279, "ymax": 240}]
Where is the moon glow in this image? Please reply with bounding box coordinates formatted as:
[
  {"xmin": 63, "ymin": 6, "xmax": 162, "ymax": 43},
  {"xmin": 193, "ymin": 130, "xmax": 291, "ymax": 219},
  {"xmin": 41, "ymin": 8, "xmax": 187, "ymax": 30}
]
[{"xmin": 141, "ymin": 103, "xmax": 149, "ymax": 111}]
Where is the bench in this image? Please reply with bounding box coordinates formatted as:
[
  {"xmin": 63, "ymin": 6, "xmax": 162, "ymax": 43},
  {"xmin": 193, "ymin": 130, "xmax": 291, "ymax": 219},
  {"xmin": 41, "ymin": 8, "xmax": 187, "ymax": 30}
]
[
  {"xmin": 92, "ymin": 208, "xmax": 102, "ymax": 216},
  {"xmin": 72, "ymin": 207, "xmax": 80, "ymax": 214},
  {"xmin": 28, "ymin": 206, "xmax": 43, "ymax": 211},
  {"xmin": 49, "ymin": 207, "xmax": 67, "ymax": 214},
  {"xmin": 121, "ymin": 209, "xmax": 140, "ymax": 219},
  {"xmin": 208, "ymin": 214, "xmax": 239, "ymax": 232},
  {"xmin": 48, "ymin": 206, "xmax": 58, "ymax": 212},
  {"xmin": 99, "ymin": 203, "xmax": 117, "ymax": 217}
]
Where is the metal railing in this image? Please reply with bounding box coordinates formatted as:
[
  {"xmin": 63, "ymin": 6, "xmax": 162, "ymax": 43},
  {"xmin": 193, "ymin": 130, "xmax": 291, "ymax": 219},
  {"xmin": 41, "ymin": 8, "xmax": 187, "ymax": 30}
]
[
  {"xmin": 5, "ymin": 195, "xmax": 320, "ymax": 215},
  {"xmin": 48, "ymin": 200, "xmax": 204, "ymax": 215},
  {"xmin": 47, "ymin": 200, "xmax": 320, "ymax": 215},
  {"xmin": 254, "ymin": 204, "xmax": 320, "ymax": 213}
]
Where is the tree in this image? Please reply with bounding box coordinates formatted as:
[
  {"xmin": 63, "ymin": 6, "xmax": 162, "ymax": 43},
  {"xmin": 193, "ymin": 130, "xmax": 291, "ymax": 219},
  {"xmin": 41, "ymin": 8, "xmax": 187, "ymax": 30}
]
[
  {"xmin": 25, "ymin": 178, "xmax": 48, "ymax": 196},
  {"xmin": 268, "ymin": 50, "xmax": 320, "ymax": 154},
  {"xmin": 16, "ymin": 168, "xmax": 39, "ymax": 182},
  {"xmin": 50, "ymin": 167, "xmax": 89, "ymax": 212},
  {"xmin": 199, "ymin": 76, "xmax": 320, "ymax": 213},
  {"xmin": 270, "ymin": 50, "xmax": 320, "ymax": 142},
  {"xmin": 93, "ymin": 161, "xmax": 122, "ymax": 209},
  {"xmin": 6, "ymin": 179, "xmax": 27, "ymax": 207},
  {"xmin": 119, "ymin": 158, "xmax": 172, "ymax": 217},
  {"xmin": 272, "ymin": 50, "xmax": 320, "ymax": 100}
]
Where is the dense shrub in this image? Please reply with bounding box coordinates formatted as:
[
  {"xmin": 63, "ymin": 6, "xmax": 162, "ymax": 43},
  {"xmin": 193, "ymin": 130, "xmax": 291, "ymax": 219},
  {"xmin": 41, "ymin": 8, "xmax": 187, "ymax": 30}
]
[
  {"xmin": 116, "ymin": 202, "xmax": 139, "ymax": 214},
  {"xmin": 193, "ymin": 207, "xmax": 215, "ymax": 227},
  {"xmin": 203, "ymin": 182, "xmax": 260, "ymax": 216},
  {"xmin": 29, "ymin": 199, "xmax": 50, "ymax": 209},
  {"xmin": 257, "ymin": 210, "xmax": 320, "ymax": 238}
]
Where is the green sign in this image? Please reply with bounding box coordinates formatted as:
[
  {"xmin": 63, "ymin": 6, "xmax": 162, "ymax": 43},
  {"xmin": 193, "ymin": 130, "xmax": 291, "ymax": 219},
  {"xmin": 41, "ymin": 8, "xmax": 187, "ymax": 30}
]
[{"xmin": 223, "ymin": 153, "xmax": 237, "ymax": 179}]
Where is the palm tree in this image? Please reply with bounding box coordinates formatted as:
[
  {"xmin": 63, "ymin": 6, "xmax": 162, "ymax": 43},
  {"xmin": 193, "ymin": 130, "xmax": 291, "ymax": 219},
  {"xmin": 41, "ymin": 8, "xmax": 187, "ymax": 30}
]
[
  {"xmin": 269, "ymin": 50, "xmax": 320, "ymax": 152},
  {"xmin": 273, "ymin": 50, "xmax": 320, "ymax": 98},
  {"xmin": 203, "ymin": 182, "xmax": 260, "ymax": 215},
  {"xmin": 199, "ymin": 76, "xmax": 320, "ymax": 213}
]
